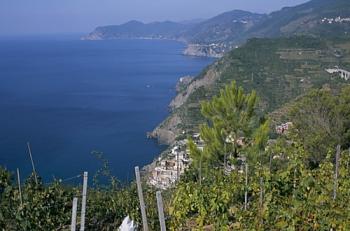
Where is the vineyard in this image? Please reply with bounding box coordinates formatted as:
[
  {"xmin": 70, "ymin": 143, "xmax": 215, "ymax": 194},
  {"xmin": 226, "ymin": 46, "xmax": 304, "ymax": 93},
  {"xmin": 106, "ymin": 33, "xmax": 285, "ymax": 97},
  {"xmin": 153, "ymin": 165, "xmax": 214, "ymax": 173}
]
[{"xmin": 1, "ymin": 82, "xmax": 350, "ymax": 230}]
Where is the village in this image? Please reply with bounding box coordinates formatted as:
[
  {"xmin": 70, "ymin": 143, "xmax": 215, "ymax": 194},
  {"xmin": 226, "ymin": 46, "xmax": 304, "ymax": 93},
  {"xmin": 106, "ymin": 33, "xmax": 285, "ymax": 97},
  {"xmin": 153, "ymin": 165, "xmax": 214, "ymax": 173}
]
[
  {"xmin": 147, "ymin": 133, "xmax": 204, "ymax": 189},
  {"xmin": 321, "ymin": 16, "xmax": 350, "ymax": 24},
  {"xmin": 148, "ymin": 121, "xmax": 294, "ymax": 189}
]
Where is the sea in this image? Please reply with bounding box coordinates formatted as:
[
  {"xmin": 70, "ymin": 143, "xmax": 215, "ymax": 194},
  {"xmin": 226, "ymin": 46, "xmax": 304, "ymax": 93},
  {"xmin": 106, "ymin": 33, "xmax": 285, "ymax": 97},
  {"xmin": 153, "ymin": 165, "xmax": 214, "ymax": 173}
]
[{"xmin": 0, "ymin": 35, "xmax": 214, "ymax": 183}]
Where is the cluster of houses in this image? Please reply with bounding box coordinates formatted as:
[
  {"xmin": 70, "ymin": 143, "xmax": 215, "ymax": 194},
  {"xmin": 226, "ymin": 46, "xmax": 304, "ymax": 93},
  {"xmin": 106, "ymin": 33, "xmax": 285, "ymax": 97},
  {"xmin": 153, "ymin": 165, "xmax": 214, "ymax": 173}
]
[
  {"xmin": 326, "ymin": 67, "xmax": 350, "ymax": 81},
  {"xmin": 232, "ymin": 19, "xmax": 248, "ymax": 24},
  {"xmin": 148, "ymin": 133, "xmax": 205, "ymax": 189},
  {"xmin": 276, "ymin": 122, "xmax": 293, "ymax": 135},
  {"xmin": 149, "ymin": 121, "xmax": 296, "ymax": 189},
  {"xmin": 321, "ymin": 16, "xmax": 350, "ymax": 24}
]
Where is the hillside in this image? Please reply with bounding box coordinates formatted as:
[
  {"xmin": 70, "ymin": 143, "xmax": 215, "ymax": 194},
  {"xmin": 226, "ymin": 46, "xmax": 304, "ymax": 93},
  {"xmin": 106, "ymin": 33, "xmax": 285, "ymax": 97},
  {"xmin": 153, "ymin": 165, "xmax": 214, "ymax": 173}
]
[
  {"xmin": 181, "ymin": 10, "xmax": 265, "ymax": 44},
  {"xmin": 83, "ymin": 0, "xmax": 350, "ymax": 57},
  {"xmin": 83, "ymin": 11, "xmax": 264, "ymax": 43},
  {"xmin": 82, "ymin": 11, "xmax": 266, "ymax": 57},
  {"xmin": 150, "ymin": 36, "xmax": 350, "ymax": 144},
  {"xmin": 82, "ymin": 20, "xmax": 189, "ymax": 40},
  {"xmin": 246, "ymin": 0, "xmax": 350, "ymax": 39}
]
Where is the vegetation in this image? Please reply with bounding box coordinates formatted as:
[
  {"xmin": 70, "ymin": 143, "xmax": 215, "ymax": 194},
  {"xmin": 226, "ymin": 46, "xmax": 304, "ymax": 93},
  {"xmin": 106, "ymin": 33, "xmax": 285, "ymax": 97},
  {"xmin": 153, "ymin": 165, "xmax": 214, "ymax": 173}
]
[
  {"xmin": 173, "ymin": 35, "xmax": 350, "ymax": 137},
  {"xmin": 2, "ymin": 81, "xmax": 350, "ymax": 230},
  {"xmin": 0, "ymin": 157, "xmax": 162, "ymax": 231},
  {"xmin": 168, "ymin": 82, "xmax": 350, "ymax": 230},
  {"xmin": 5, "ymin": 0, "xmax": 350, "ymax": 225},
  {"xmin": 289, "ymin": 86, "xmax": 350, "ymax": 167}
]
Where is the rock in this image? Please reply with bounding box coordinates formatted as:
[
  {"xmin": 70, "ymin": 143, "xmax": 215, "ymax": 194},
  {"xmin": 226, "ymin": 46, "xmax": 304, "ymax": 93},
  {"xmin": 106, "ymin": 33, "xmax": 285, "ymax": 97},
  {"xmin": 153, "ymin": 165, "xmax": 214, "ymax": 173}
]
[
  {"xmin": 183, "ymin": 44, "xmax": 225, "ymax": 58},
  {"xmin": 169, "ymin": 68, "xmax": 220, "ymax": 110},
  {"xmin": 175, "ymin": 76, "xmax": 193, "ymax": 93},
  {"xmin": 149, "ymin": 65, "xmax": 221, "ymax": 145},
  {"xmin": 148, "ymin": 114, "xmax": 182, "ymax": 145}
]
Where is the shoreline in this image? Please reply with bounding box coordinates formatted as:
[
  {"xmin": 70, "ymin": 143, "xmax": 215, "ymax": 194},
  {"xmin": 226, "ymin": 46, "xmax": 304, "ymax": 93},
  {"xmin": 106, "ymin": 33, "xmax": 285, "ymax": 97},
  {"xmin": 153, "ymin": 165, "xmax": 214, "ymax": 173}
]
[{"xmin": 81, "ymin": 35, "xmax": 226, "ymax": 58}]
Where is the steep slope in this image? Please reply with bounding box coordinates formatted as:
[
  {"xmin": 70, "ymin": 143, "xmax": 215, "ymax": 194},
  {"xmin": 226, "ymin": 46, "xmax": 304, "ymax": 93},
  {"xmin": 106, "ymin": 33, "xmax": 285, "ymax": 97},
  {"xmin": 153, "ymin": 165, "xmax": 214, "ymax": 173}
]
[
  {"xmin": 181, "ymin": 10, "xmax": 266, "ymax": 57},
  {"xmin": 247, "ymin": 0, "xmax": 350, "ymax": 38},
  {"xmin": 83, "ymin": 0, "xmax": 350, "ymax": 57},
  {"xmin": 83, "ymin": 11, "xmax": 265, "ymax": 43},
  {"xmin": 181, "ymin": 10, "xmax": 266, "ymax": 44},
  {"xmin": 82, "ymin": 10, "xmax": 266, "ymax": 56},
  {"xmin": 151, "ymin": 36, "xmax": 350, "ymax": 144}
]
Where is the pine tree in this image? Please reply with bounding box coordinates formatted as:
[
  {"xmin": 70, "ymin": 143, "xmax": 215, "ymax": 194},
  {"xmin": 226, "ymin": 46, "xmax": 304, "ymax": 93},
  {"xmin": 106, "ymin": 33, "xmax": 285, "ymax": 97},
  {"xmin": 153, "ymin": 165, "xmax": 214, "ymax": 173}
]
[{"xmin": 188, "ymin": 81, "xmax": 268, "ymax": 180}]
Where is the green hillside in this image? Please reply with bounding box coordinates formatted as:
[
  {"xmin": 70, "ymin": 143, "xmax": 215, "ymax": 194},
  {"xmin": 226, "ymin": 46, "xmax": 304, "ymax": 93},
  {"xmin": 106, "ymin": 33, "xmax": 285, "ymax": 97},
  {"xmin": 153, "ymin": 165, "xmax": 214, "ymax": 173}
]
[
  {"xmin": 161, "ymin": 36, "xmax": 350, "ymax": 137},
  {"xmin": 181, "ymin": 10, "xmax": 265, "ymax": 44},
  {"xmin": 247, "ymin": 0, "xmax": 350, "ymax": 38}
]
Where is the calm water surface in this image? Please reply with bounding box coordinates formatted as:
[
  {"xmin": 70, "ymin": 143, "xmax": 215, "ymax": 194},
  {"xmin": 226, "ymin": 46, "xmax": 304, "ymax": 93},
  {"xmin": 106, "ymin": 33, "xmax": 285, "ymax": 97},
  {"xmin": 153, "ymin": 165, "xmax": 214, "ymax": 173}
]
[{"xmin": 0, "ymin": 36, "xmax": 213, "ymax": 182}]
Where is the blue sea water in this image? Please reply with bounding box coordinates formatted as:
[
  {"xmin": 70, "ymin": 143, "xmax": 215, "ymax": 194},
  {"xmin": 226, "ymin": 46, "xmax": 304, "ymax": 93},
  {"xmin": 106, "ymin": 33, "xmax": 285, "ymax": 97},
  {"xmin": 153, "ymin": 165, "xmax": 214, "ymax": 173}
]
[{"xmin": 0, "ymin": 35, "xmax": 213, "ymax": 183}]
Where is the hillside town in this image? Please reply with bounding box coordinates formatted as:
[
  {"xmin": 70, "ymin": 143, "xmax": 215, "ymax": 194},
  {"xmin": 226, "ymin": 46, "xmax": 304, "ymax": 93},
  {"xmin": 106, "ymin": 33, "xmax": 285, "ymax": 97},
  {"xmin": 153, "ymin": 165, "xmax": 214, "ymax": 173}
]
[
  {"xmin": 149, "ymin": 121, "xmax": 295, "ymax": 189},
  {"xmin": 321, "ymin": 16, "xmax": 350, "ymax": 24},
  {"xmin": 148, "ymin": 134, "xmax": 204, "ymax": 189}
]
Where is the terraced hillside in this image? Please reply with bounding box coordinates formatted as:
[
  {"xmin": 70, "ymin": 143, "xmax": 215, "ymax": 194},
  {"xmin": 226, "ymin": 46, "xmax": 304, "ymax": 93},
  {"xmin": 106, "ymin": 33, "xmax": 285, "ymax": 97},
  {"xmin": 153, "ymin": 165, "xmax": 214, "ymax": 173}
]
[{"xmin": 151, "ymin": 36, "xmax": 350, "ymax": 144}]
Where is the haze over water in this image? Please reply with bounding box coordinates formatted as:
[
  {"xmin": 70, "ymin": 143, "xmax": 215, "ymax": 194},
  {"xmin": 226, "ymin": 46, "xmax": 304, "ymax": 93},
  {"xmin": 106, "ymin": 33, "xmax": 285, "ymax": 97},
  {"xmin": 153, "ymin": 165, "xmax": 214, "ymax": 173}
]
[{"xmin": 0, "ymin": 36, "xmax": 213, "ymax": 183}]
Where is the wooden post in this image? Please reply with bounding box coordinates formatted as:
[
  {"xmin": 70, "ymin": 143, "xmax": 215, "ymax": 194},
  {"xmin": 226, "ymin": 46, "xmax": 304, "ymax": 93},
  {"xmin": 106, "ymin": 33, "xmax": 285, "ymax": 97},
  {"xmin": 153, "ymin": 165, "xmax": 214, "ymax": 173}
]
[
  {"xmin": 347, "ymin": 148, "xmax": 350, "ymax": 170},
  {"xmin": 27, "ymin": 142, "xmax": 38, "ymax": 185},
  {"xmin": 244, "ymin": 163, "xmax": 248, "ymax": 210},
  {"xmin": 156, "ymin": 191, "xmax": 166, "ymax": 231},
  {"xmin": 16, "ymin": 168, "xmax": 23, "ymax": 206},
  {"xmin": 177, "ymin": 151, "xmax": 180, "ymax": 180},
  {"xmin": 135, "ymin": 166, "xmax": 148, "ymax": 231},
  {"xmin": 293, "ymin": 168, "xmax": 297, "ymax": 198},
  {"xmin": 71, "ymin": 197, "xmax": 78, "ymax": 231},
  {"xmin": 199, "ymin": 154, "xmax": 202, "ymax": 185},
  {"xmin": 259, "ymin": 177, "xmax": 263, "ymax": 208},
  {"xmin": 80, "ymin": 172, "xmax": 88, "ymax": 231},
  {"xmin": 333, "ymin": 145, "xmax": 341, "ymax": 200}
]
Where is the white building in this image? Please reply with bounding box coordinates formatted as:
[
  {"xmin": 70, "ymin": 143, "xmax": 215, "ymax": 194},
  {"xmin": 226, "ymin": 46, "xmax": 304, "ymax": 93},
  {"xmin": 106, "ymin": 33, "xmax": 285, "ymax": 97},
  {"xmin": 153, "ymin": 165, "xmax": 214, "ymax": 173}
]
[{"xmin": 326, "ymin": 67, "xmax": 350, "ymax": 81}]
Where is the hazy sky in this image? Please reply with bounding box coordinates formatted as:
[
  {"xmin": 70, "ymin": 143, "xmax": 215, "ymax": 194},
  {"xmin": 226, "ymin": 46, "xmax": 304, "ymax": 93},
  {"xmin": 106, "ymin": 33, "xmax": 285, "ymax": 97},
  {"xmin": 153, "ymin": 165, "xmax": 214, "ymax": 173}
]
[{"xmin": 0, "ymin": 0, "xmax": 309, "ymax": 35}]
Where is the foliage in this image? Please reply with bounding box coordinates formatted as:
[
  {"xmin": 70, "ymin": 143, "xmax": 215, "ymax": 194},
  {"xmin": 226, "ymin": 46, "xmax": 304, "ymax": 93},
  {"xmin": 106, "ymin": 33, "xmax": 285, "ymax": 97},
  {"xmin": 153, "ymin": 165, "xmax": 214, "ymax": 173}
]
[
  {"xmin": 168, "ymin": 83, "xmax": 350, "ymax": 230},
  {"xmin": 1, "ymin": 83, "xmax": 350, "ymax": 230},
  {"xmin": 0, "ymin": 156, "xmax": 160, "ymax": 231},
  {"xmin": 289, "ymin": 86, "xmax": 350, "ymax": 167},
  {"xmin": 187, "ymin": 81, "xmax": 267, "ymax": 186}
]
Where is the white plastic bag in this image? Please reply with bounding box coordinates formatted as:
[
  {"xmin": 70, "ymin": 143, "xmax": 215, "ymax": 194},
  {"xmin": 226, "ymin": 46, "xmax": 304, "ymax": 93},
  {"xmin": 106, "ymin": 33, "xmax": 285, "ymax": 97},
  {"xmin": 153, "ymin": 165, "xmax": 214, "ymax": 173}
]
[{"xmin": 118, "ymin": 216, "xmax": 136, "ymax": 231}]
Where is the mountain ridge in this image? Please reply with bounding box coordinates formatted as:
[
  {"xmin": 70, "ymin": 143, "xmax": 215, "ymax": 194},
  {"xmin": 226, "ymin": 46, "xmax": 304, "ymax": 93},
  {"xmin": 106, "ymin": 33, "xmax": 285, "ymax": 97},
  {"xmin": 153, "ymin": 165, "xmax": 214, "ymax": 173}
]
[
  {"xmin": 82, "ymin": 10, "xmax": 265, "ymax": 57},
  {"xmin": 83, "ymin": 0, "xmax": 350, "ymax": 57}
]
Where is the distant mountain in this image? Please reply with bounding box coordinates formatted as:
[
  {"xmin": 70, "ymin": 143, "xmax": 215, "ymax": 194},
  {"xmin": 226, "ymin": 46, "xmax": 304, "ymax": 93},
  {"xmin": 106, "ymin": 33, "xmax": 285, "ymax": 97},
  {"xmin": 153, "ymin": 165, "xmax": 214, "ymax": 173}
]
[
  {"xmin": 82, "ymin": 11, "xmax": 265, "ymax": 43},
  {"xmin": 82, "ymin": 10, "xmax": 266, "ymax": 57},
  {"xmin": 179, "ymin": 18, "xmax": 206, "ymax": 25},
  {"xmin": 82, "ymin": 20, "xmax": 189, "ymax": 40},
  {"xmin": 83, "ymin": 0, "xmax": 350, "ymax": 56},
  {"xmin": 181, "ymin": 10, "xmax": 266, "ymax": 44},
  {"xmin": 246, "ymin": 0, "xmax": 350, "ymax": 38}
]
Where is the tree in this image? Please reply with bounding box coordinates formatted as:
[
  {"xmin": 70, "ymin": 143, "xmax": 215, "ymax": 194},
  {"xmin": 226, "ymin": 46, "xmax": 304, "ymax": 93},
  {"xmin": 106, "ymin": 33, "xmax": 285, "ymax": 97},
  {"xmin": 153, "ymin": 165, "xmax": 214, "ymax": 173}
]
[
  {"xmin": 188, "ymin": 81, "xmax": 266, "ymax": 179},
  {"xmin": 289, "ymin": 87, "xmax": 350, "ymax": 167}
]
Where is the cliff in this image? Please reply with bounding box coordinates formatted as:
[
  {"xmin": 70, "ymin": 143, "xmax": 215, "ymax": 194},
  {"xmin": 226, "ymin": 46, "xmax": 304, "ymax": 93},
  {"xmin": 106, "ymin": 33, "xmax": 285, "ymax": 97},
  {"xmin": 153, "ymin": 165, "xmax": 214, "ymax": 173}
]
[
  {"xmin": 150, "ymin": 63, "xmax": 223, "ymax": 145},
  {"xmin": 183, "ymin": 44, "xmax": 226, "ymax": 58}
]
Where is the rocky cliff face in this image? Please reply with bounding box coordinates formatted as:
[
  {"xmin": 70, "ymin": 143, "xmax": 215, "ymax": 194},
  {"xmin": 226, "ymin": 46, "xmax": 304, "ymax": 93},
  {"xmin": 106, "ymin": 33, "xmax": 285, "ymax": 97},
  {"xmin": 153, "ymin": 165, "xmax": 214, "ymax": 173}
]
[
  {"xmin": 148, "ymin": 114, "xmax": 182, "ymax": 145},
  {"xmin": 183, "ymin": 44, "xmax": 227, "ymax": 58},
  {"xmin": 169, "ymin": 69, "xmax": 220, "ymax": 110},
  {"xmin": 150, "ymin": 63, "xmax": 221, "ymax": 145}
]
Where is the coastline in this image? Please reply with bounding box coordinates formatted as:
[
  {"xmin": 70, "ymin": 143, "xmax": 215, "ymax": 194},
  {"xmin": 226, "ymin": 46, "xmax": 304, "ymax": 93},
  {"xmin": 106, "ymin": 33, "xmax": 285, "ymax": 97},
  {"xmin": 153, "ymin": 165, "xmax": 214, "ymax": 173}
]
[
  {"xmin": 81, "ymin": 35, "xmax": 225, "ymax": 58},
  {"xmin": 81, "ymin": 34, "xmax": 220, "ymax": 185},
  {"xmin": 143, "ymin": 64, "xmax": 221, "ymax": 188}
]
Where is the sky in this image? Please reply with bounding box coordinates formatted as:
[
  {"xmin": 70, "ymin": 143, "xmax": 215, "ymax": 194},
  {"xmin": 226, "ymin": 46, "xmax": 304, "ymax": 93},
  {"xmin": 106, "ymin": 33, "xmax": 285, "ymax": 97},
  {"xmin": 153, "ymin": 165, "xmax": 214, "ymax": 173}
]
[{"xmin": 0, "ymin": 0, "xmax": 309, "ymax": 35}]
